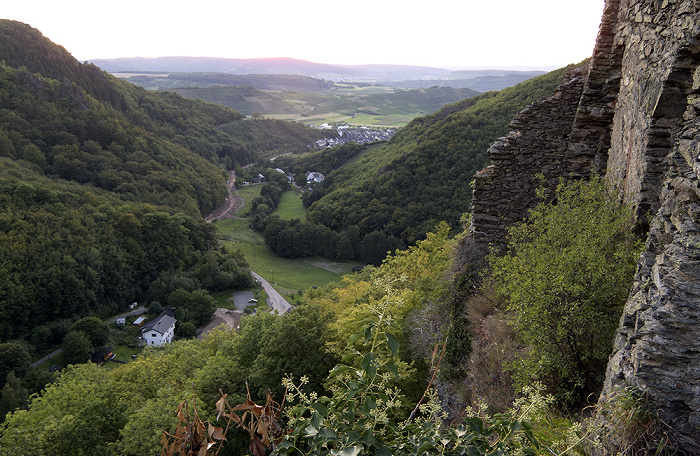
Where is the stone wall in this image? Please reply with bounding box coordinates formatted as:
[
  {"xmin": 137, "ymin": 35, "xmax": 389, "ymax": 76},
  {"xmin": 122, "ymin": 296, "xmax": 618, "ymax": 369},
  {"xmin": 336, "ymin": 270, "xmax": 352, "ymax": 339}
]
[
  {"xmin": 606, "ymin": 0, "xmax": 700, "ymax": 227},
  {"xmin": 468, "ymin": 70, "xmax": 586, "ymax": 247},
  {"xmin": 458, "ymin": 0, "xmax": 700, "ymax": 450},
  {"xmin": 599, "ymin": 0, "xmax": 700, "ymax": 451}
]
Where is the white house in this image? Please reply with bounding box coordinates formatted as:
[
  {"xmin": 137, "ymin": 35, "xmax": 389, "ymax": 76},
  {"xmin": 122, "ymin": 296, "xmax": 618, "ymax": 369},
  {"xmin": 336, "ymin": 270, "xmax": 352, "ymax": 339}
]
[
  {"xmin": 141, "ymin": 310, "xmax": 176, "ymax": 346},
  {"xmin": 306, "ymin": 172, "xmax": 325, "ymax": 184}
]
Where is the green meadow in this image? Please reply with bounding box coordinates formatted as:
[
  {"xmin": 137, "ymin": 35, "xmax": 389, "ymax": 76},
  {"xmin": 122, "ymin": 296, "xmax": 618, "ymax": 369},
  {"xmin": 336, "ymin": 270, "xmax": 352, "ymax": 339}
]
[
  {"xmin": 214, "ymin": 188, "xmax": 358, "ymax": 296},
  {"xmin": 272, "ymin": 189, "xmax": 306, "ymax": 220}
]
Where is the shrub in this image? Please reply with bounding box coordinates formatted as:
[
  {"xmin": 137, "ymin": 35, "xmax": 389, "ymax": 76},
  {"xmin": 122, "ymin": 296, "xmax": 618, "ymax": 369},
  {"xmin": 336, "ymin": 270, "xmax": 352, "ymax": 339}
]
[{"xmin": 489, "ymin": 176, "xmax": 641, "ymax": 407}]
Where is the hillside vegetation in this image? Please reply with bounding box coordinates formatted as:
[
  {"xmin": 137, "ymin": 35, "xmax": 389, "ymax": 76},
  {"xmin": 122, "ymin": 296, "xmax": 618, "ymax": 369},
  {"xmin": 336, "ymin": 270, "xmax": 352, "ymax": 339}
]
[
  {"xmin": 270, "ymin": 66, "xmax": 574, "ymax": 264},
  {"xmin": 0, "ymin": 20, "xmax": 330, "ymax": 348}
]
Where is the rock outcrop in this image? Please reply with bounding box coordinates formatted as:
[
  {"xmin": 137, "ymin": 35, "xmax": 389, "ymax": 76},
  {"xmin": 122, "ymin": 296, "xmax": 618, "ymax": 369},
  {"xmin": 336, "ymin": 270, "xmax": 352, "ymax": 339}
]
[{"xmin": 459, "ymin": 0, "xmax": 700, "ymax": 450}]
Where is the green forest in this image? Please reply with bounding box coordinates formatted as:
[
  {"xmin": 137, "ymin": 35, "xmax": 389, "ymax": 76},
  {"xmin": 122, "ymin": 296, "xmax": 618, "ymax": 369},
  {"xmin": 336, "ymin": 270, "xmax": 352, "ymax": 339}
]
[{"xmin": 0, "ymin": 18, "xmax": 335, "ymax": 419}]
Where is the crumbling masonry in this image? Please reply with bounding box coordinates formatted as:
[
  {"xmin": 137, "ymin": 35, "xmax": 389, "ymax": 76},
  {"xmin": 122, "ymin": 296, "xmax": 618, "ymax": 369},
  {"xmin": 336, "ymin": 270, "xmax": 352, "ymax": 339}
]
[{"xmin": 461, "ymin": 0, "xmax": 700, "ymax": 450}]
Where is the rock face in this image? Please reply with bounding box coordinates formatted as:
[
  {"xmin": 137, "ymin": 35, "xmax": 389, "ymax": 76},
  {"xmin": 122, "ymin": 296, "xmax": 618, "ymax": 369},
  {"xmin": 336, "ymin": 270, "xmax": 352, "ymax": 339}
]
[{"xmin": 460, "ymin": 0, "xmax": 700, "ymax": 450}]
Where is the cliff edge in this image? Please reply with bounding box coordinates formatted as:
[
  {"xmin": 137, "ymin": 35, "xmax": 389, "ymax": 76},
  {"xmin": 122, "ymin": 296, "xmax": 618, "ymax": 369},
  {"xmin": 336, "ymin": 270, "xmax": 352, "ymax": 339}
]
[{"xmin": 459, "ymin": 0, "xmax": 700, "ymax": 451}]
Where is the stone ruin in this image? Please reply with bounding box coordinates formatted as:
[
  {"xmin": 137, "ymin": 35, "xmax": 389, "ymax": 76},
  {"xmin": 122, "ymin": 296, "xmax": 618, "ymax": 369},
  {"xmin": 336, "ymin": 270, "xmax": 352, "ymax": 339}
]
[{"xmin": 459, "ymin": 0, "xmax": 700, "ymax": 451}]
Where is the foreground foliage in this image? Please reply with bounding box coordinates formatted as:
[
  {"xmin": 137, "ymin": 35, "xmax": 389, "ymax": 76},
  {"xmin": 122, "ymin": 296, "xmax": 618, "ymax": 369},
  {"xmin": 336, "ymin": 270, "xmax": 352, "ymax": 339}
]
[{"xmin": 164, "ymin": 278, "xmax": 547, "ymax": 456}]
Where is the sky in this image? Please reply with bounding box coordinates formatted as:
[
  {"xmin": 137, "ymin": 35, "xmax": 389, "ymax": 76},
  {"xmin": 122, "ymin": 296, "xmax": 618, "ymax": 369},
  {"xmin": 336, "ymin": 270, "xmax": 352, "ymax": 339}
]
[{"xmin": 3, "ymin": 0, "xmax": 606, "ymax": 70}]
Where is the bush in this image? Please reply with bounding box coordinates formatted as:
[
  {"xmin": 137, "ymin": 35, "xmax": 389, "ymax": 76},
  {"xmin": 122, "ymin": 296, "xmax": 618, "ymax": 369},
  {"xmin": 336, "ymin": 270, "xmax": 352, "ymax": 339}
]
[{"xmin": 489, "ymin": 176, "xmax": 641, "ymax": 407}]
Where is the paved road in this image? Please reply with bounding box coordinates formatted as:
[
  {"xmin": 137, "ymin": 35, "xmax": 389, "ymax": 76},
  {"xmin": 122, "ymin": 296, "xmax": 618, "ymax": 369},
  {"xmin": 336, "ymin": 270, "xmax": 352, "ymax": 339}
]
[{"xmin": 251, "ymin": 271, "xmax": 292, "ymax": 314}]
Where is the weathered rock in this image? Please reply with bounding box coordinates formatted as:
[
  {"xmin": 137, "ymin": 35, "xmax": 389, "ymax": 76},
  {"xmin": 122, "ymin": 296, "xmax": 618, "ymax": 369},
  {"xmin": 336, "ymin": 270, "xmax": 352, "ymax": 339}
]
[{"xmin": 457, "ymin": 0, "xmax": 700, "ymax": 450}]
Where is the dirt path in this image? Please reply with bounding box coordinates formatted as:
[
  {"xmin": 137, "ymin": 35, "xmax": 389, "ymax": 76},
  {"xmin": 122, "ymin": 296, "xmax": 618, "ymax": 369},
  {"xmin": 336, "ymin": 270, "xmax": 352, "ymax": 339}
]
[
  {"xmin": 196, "ymin": 308, "xmax": 243, "ymax": 339},
  {"xmin": 205, "ymin": 170, "xmax": 245, "ymax": 223}
]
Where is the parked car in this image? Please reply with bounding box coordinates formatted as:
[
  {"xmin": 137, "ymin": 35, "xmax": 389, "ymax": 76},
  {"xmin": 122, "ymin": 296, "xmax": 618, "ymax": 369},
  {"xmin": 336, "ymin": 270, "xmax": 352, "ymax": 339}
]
[{"xmin": 249, "ymin": 298, "xmax": 258, "ymax": 304}]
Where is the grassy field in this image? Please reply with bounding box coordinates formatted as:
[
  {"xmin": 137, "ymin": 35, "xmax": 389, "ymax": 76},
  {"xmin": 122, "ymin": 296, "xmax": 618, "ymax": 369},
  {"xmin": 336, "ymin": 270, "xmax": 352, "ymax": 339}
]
[
  {"xmin": 234, "ymin": 184, "xmax": 263, "ymax": 216},
  {"xmin": 272, "ymin": 190, "xmax": 306, "ymax": 220},
  {"xmin": 214, "ymin": 217, "xmax": 356, "ymax": 296}
]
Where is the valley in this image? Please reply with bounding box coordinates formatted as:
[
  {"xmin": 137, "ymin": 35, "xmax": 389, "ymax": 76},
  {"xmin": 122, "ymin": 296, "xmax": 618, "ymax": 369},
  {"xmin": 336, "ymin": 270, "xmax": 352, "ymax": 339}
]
[
  {"xmin": 99, "ymin": 58, "xmax": 545, "ymax": 127},
  {"xmin": 4, "ymin": 1, "xmax": 698, "ymax": 452}
]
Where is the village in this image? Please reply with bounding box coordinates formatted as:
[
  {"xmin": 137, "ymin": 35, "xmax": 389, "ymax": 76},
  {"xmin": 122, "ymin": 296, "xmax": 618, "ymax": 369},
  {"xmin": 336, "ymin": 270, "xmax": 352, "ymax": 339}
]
[{"xmin": 312, "ymin": 124, "xmax": 397, "ymax": 148}]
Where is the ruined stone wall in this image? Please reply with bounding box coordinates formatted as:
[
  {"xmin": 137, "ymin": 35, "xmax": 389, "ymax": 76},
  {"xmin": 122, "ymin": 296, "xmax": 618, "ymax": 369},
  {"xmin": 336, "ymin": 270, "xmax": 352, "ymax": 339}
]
[
  {"xmin": 467, "ymin": 72, "xmax": 586, "ymax": 248},
  {"xmin": 458, "ymin": 0, "xmax": 700, "ymax": 450},
  {"xmin": 606, "ymin": 0, "xmax": 700, "ymax": 226},
  {"xmin": 599, "ymin": 0, "xmax": 700, "ymax": 451},
  {"xmin": 466, "ymin": 0, "xmax": 624, "ymax": 249}
]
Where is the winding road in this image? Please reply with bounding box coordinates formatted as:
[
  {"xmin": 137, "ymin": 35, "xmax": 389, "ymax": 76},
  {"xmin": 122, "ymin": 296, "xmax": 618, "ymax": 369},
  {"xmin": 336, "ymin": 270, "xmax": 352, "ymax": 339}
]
[
  {"xmin": 205, "ymin": 170, "xmax": 244, "ymax": 223},
  {"xmin": 204, "ymin": 169, "xmax": 293, "ymax": 315}
]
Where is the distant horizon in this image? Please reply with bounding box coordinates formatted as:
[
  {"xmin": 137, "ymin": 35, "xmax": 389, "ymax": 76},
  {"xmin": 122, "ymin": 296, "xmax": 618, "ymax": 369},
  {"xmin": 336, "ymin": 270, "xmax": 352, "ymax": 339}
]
[
  {"xmin": 2, "ymin": 0, "xmax": 604, "ymax": 71},
  {"xmin": 88, "ymin": 55, "xmax": 560, "ymax": 73}
]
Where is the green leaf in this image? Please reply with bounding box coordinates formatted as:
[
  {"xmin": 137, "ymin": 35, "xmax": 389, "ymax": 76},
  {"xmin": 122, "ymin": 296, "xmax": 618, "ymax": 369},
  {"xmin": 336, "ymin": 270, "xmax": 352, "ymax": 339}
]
[
  {"xmin": 342, "ymin": 349, "xmax": 362, "ymax": 363},
  {"xmin": 311, "ymin": 402, "xmax": 328, "ymax": 417},
  {"xmin": 310, "ymin": 411, "xmax": 321, "ymax": 430},
  {"xmin": 385, "ymin": 332, "xmax": 399, "ymax": 356},
  {"xmin": 330, "ymin": 445, "xmax": 363, "ymax": 456},
  {"xmin": 329, "ymin": 364, "xmax": 353, "ymax": 378},
  {"xmin": 361, "ymin": 352, "xmax": 377, "ymax": 379},
  {"xmin": 318, "ymin": 427, "xmax": 338, "ymax": 440},
  {"xmin": 346, "ymin": 333, "xmax": 362, "ymax": 346},
  {"xmin": 364, "ymin": 324, "xmax": 374, "ymax": 342},
  {"xmin": 384, "ymin": 362, "xmax": 400, "ymax": 380},
  {"xmin": 375, "ymin": 445, "xmax": 392, "ymax": 456}
]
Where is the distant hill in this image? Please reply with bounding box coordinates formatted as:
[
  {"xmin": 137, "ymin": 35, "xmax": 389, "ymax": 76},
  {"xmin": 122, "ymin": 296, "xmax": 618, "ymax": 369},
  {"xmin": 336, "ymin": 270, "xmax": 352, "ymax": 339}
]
[
  {"xmin": 272, "ymin": 65, "xmax": 575, "ymax": 264},
  {"xmin": 89, "ymin": 56, "xmax": 451, "ymax": 81},
  {"xmin": 381, "ymin": 69, "xmax": 546, "ymax": 91},
  {"xmin": 90, "ymin": 56, "xmax": 544, "ymax": 91},
  {"xmin": 90, "ymin": 58, "xmax": 542, "ymax": 125}
]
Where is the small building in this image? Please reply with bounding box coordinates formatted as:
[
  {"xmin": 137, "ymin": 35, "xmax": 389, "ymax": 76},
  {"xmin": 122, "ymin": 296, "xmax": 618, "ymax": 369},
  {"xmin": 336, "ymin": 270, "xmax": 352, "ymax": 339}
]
[
  {"xmin": 132, "ymin": 317, "xmax": 147, "ymax": 327},
  {"xmin": 306, "ymin": 172, "xmax": 325, "ymax": 184},
  {"xmin": 91, "ymin": 347, "xmax": 113, "ymax": 364},
  {"xmin": 140, "ymin": 309, "xmax": 176, "ymax": 346}
]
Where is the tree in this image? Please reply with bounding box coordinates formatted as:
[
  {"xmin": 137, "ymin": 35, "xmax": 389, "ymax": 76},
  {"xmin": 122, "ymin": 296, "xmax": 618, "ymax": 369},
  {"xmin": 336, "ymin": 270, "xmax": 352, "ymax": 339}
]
[
  {"xmin": 0, "ymin": 343, "xmax": 31, "ymax": 386},
  {"xmin": 71, "ymin": 317, "xmax": 109, "ymax": 348},
  {"xmin": 175, "ymin": 321, "xmax": 197, "ymax": 339},
  {"xmin": 148, "ymin": 301, "xmax": 164, "ymax": 316},
  {"xmin": 169, "ymin": 288, "xmax": 216, "ymax": 327},
  {"xmin": 0, "ymin": 372, "xmax": 28, "ymax": 420},
  {"xmin": 62, "ymin": 331, "xmax": 92, "ymax": 365},
  {"xmin": 489, "ymin": 176, "xmax": 641, "ymax": 406}
]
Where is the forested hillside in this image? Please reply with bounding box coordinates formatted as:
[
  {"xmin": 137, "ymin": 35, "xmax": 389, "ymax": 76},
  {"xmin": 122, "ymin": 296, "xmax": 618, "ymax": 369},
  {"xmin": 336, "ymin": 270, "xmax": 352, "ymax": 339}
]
[
  {"xmin": 269, "ymin": 65, "xmax": 575, "ymax": 264},
  {"xmin": 0, "ymin": 20, "xmax": 329, "ymax": 343}
]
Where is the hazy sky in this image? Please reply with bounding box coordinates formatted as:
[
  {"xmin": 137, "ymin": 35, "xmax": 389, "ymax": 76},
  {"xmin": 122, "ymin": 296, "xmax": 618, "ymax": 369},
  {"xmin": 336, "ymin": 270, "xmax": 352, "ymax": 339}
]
[{"xmin": 3, "ymin": 0, "xmax": 606, "ymax": 69}]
